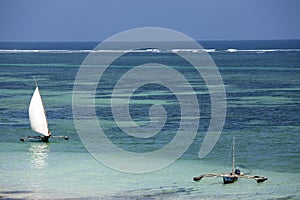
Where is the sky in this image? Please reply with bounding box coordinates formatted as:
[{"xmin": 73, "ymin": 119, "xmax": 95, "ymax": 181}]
[{"xmin": 0, "ymin": 0, "xmax": 300, "ymax": 41}]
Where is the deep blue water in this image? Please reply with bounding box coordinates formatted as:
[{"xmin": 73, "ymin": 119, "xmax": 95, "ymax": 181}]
[{"xmin": 0, "ymin": 40, "xmax": 299, "ymax": 199}]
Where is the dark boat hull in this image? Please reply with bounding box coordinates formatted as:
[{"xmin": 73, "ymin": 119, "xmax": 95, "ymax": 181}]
[
  {"xmin": 20, "ymin": 136, "xmax": 49, "ymax": 142},
  {"xmin": 20, "ymin": 135, "xmax": 68, "ymax": 142},
  {"xmin": 223, "ymin": 176, "xmax": 238, "ymax": 184}
]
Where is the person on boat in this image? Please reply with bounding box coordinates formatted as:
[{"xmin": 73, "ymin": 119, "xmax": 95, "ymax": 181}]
[
  {"xmin": 41, "ymin": 130, "xmax": 51, "ymax": 142},
  {"xmin": 234, "ymin": 167, "xmax": 241, "ymax": 175},
  {"xmin": 41, "ymin": 135, "xmax": 50, "ymax": 142}
]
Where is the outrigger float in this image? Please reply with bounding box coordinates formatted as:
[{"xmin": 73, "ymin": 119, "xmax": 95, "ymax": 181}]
[{"xmin": 193, "ymin": 137, "xmax": 268, "ymax": 184}]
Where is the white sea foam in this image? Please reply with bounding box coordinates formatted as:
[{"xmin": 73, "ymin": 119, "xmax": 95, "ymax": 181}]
[
  {"xmin": 226, "ymin": 48, "xmax": 300, "ymax": 53},
  {"xmin": 171, "ymin": 48, "xmax": 216, "ymax": 53},
  {"xmin": 0, "ymin": 48, "xmax": 300, "ymax": 54},
  {"xmin": 226, "ymin": 48, "xmax": 238, "ymax": 53}
]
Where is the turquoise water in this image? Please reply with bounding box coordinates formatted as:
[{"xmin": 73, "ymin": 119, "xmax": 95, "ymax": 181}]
[{"xmin": 0, "ymin": 41, "xmax": 300, "ymax": 199}]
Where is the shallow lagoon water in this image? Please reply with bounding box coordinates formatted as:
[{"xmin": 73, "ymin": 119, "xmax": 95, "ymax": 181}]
[
  {"xmin": 0, "ymin": 41, "xmax": 300, "ymax": 199},
  {"xmin": 1, "ymin": 143, "xmax": 299, "ymax": 199}
]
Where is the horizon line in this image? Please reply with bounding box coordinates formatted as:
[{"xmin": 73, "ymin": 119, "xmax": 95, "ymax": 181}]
[{"xmin": 0, "ymin": 38, "xmax": 300, "ymax": 43}]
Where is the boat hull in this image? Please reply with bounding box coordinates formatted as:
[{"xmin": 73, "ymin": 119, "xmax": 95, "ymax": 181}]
[
  {"xmin": 20, "ymin": 136, "xmax": 49, "ymax": 142},
  {"xmin": 20, "ymin": 135, "xmax": 68, "ymax": 142},
  {"xmin": 223, "ymin": 176, "xmax": 238, "ymax": 184}
]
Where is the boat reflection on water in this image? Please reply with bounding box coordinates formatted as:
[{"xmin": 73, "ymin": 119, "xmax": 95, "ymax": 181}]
[{"xmin": 29, "ymin": 143, "xmax": 49, "ymax": 170}]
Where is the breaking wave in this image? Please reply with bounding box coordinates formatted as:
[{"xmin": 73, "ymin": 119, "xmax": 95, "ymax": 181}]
[
  {"xmin": 1, "ymin": 48, "xmax": 300, "ymax": 54},
  {"xmin": 226, "ymin": 48, "xmax": 300, "ymax": 53}
]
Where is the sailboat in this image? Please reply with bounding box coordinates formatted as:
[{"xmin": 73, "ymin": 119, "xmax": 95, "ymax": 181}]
[
  {"xmin": 193, "ymin": 137, "xmax": 268, "ymax": 184},
  {"xmin": 20, "ymin": 79, "xmax": 69, "ymax": 142}
]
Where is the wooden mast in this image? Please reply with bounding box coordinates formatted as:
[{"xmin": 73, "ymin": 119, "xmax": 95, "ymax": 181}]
[{"xmin": 232, "ymin": 136, "xmax": 235, "ymax": 174}]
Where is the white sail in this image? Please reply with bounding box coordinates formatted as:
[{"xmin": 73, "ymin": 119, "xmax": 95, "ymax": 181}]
[{"xmin": 29, "ymin": 86, "xmax": 50, "ymax": 136}]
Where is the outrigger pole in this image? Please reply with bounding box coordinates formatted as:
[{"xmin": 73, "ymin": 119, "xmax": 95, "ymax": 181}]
[{"xmin": 193, "ymin": 174, "xmax": 268, "ymax": 183}]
